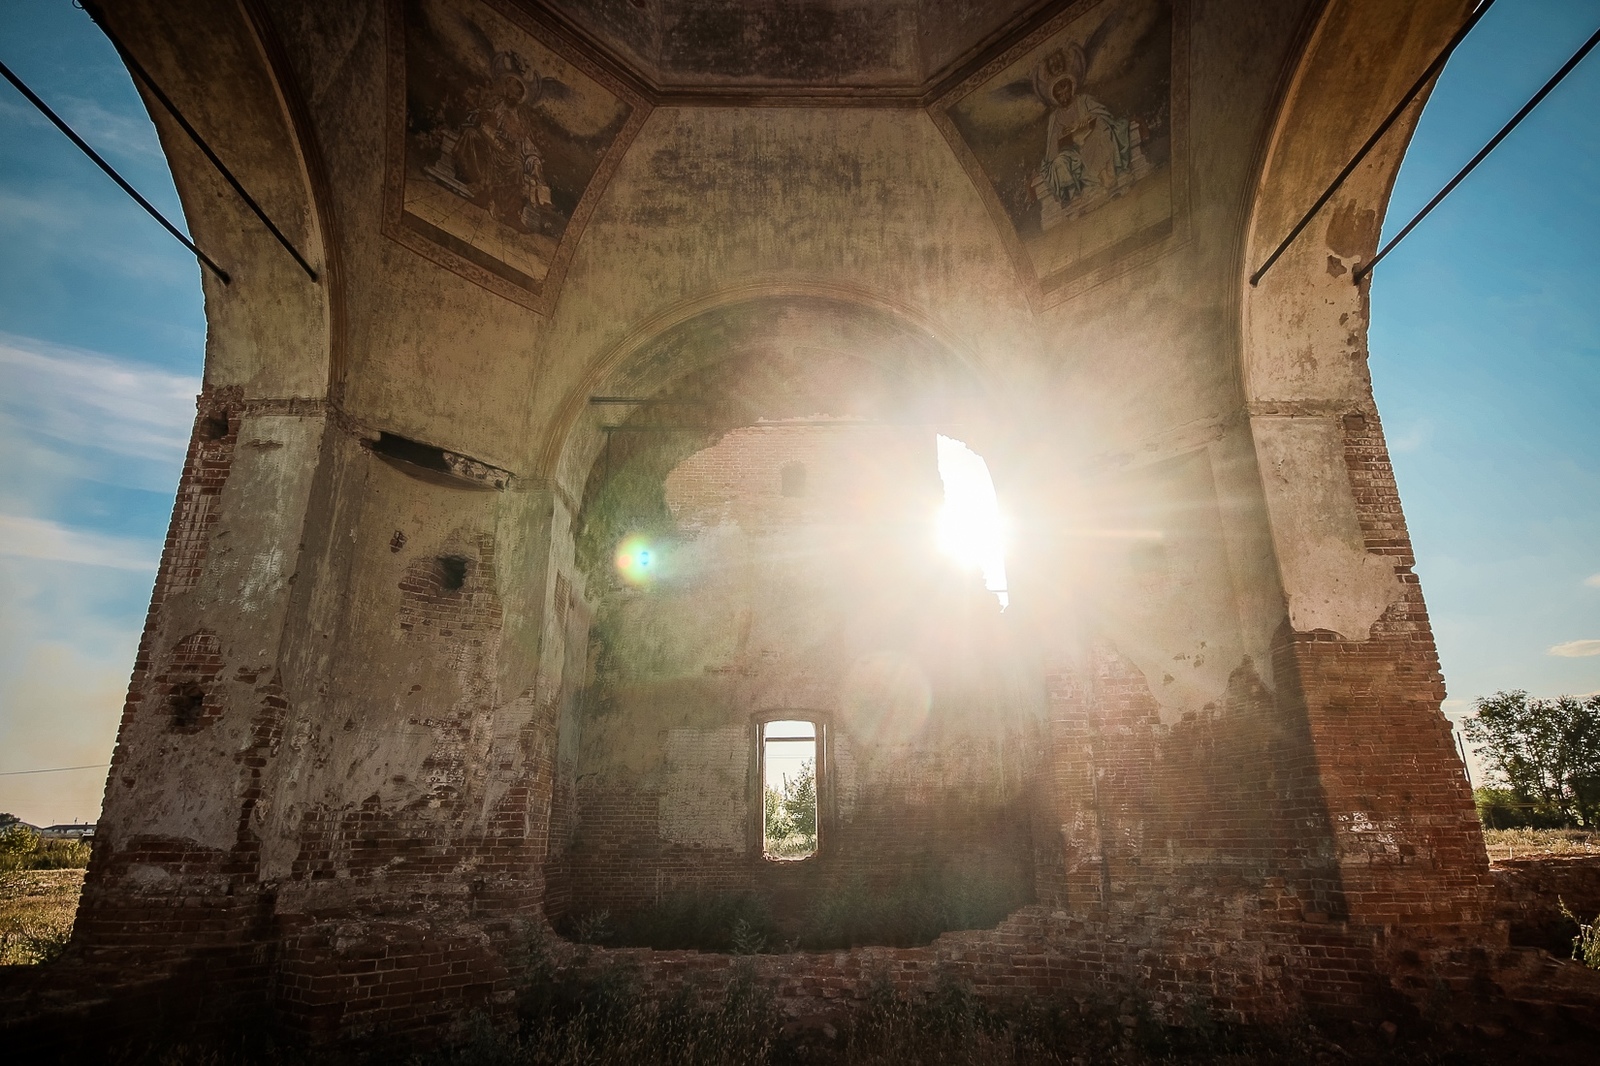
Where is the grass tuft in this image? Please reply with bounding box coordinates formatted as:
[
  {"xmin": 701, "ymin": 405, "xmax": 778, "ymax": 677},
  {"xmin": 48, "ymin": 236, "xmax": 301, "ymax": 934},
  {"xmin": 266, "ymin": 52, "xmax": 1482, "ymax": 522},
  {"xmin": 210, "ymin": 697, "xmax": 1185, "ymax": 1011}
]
[{"xmin": 0, "ymin": 868, "xmax": 83, "ymax": 965}]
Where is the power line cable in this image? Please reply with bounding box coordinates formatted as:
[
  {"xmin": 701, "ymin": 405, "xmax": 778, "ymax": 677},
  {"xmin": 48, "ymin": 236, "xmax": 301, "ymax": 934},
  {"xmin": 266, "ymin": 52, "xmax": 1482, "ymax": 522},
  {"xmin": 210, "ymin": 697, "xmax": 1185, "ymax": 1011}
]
[
  {"xmin": 1354, "ymin": 23, "xmax": 1600, "ymax": 283},
  {"xmin": 0, "ymin": 763, "xmax": 109, "ymax": 777},
  {"xmin": 1250, "ymin": 0, "xmax": 1497, "ymax": 287},
  {"xmin": 0, "ymin": 56, "xmax": 230, "ymax": 283},
  {"xmin": 76, "ymin": 1, "xmax": 319, "ymax": 282}
]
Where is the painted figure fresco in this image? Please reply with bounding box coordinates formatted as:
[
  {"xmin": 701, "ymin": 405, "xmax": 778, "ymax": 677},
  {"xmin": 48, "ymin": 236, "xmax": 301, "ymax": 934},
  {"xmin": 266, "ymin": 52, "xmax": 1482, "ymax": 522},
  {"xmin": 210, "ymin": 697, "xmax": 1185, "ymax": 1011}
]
[
  {"xmin": 1033, "ymin": 41, "xmax": 1152, "ymax": 227},
  {"xmin": 424, "ymin": 48, "xmax": 554, "ymax": 231},
  {"xmin": 936, "ymin": 0, "xmax": 1177, "ymax": 295},
  {"xmin": 389, "ymin": 0, "xmax": 642, "ymax": 310}
]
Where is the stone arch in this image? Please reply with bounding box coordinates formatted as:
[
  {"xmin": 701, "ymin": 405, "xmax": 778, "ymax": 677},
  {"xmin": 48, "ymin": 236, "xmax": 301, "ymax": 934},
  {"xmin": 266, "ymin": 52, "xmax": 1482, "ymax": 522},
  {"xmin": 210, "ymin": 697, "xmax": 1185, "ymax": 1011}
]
[
  {"xmin": 101, "ymin": 0, "xmax": 343, "ymax": 399},
  {"xmin": 1238, "ymin": 0, "xmax": 1492, "ymax": 933},
  {"xmin": 73, "ymin": 0, "xmax": 350, "ymax": 987},
  {"xmin": 534, "ymin": 280, "xmax": 1007, "ymax": 489}
]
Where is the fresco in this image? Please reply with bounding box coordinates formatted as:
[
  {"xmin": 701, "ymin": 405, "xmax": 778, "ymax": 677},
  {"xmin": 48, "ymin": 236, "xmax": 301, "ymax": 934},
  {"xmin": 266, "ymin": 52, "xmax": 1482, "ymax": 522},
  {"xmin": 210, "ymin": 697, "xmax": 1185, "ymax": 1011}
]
[
  {"xmin": 934, "ymin": 0, "xmax": 1183, "ymax": 301},
  {"xmin": 386, "ymin": 0, "xmax": 647, "ymax": 312}
]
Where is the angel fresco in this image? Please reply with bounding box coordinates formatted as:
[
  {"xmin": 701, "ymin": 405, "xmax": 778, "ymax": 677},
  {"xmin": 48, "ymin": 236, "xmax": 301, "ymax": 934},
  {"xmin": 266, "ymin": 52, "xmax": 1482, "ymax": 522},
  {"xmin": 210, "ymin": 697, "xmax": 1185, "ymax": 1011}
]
[
  {"xmin": 423, "ymin": 49, "xmax": 554, "ymax": 233},
  {"xmin": 390, "ymin": 0, "xmax": 639, "ymax": 310}
]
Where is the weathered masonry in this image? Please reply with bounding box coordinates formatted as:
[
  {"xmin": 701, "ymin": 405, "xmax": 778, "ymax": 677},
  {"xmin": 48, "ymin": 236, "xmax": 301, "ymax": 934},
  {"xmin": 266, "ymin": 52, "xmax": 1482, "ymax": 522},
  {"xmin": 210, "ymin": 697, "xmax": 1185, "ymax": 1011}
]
[{"xmin": 9, "ymin": 0, "xmax": 1599, "ymax": 1046}]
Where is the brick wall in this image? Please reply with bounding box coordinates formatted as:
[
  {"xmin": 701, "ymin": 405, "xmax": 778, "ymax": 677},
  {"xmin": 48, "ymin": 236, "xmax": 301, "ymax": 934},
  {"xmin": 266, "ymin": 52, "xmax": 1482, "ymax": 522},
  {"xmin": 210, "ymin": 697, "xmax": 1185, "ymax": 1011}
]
[
  {"xmin": 10, "ymin": 405, "xmax": 1561, "ymax": 1052},
  {"xmin": 1279, "ymin": 410, "xmax": 1493, "ymax": 932}
]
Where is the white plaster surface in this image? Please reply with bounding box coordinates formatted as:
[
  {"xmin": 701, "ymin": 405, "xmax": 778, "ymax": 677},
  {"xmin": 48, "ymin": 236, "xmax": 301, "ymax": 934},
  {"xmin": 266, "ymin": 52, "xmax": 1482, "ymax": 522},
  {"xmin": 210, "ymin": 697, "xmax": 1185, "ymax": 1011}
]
[{"xmin": 1252, "ymin": 415, "xmax": 1399, "ymax": 639}]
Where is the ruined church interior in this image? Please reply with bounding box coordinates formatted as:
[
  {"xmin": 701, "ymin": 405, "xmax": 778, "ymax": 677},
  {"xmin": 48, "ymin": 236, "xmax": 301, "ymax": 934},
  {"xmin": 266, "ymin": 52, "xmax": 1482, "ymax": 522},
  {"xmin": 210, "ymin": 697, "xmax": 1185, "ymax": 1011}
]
[{"xmin": 4, "ymin": 0, "xmax": 1599, "ymax": 1056}]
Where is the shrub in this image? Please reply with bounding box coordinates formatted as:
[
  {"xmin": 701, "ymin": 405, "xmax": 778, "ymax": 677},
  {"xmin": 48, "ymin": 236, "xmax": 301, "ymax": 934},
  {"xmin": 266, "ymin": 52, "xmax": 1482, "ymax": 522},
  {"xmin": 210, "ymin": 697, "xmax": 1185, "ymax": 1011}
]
[
  {"xmin": 1474, "ymin": 787, "xmax": 1567, "ymax": 830},
  {"xmin": 0, "ymin": 825, "xmax": 91, "ymax": 872},
  {"xmin": 413, "ymin": 961, "xmax": 781, "ymax": 1066},
  {"xmin": 0, "ymin": 823, "xmax": 40, "ymax": 872},
  {"xmin": 763, "ymin": 760, "xmax": 817, "ymax": 859}
]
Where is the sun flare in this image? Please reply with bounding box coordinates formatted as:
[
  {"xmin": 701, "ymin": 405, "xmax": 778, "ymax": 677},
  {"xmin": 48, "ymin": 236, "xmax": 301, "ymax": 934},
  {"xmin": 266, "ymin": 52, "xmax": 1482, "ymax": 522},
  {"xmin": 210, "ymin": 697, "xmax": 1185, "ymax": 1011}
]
[{"xmin": 935, "ymin": 435, "xmax": 1008, "ymax": 608}]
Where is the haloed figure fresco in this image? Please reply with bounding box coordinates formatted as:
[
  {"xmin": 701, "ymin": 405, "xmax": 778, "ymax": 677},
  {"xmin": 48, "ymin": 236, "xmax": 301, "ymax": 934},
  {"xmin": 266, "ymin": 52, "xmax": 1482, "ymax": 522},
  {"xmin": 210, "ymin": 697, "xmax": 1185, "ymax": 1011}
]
[
  {"xmin": 1033, "ymin": 42, "xmax": 1150, "ymax": 225},
  {"xmin": 937, "ymin": 0, "xmax": 1178, "ymax": 295}
]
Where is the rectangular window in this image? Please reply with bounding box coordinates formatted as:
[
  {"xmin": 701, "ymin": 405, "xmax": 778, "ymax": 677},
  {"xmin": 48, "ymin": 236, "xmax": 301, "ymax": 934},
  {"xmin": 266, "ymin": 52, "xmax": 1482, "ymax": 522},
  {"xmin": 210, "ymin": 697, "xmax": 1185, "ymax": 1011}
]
[{"xmin": 761, "ymin": 719, "xmax": 818, "ymax": 860}]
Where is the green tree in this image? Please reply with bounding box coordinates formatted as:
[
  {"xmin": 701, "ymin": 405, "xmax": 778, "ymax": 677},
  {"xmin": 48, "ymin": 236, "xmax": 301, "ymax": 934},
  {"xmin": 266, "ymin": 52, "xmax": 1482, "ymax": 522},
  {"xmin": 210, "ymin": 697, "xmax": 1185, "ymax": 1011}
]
[
  {"xmin": 781, "ymin": 761, "xmax": 817, "ymax": 842},
  {"xmin": 1464, "ymin": 690, "xmax": 1600, "ymax": 828},
  {"xmin": 763, "ymin": 760, "xmax": 817, "ymax": 858}
]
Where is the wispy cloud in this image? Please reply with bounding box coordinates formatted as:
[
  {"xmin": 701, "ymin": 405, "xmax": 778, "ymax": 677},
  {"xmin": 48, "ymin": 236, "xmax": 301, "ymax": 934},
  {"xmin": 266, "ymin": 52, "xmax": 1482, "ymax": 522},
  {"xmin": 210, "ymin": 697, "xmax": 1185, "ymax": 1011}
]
[
  {"xmin": 51, "ymin": 95, "xmax": 165, "ymax": 164},
  {"xmin": 0, "ymin": 333, "xmax": 197, "ymax": 461},
  {"xmin": 1585, "ymin": 573, "xmax": 1600, "ymax": 589},
  {"xmin": 0, "ymin": 91, "xmax": 164, "ymax": 165},
  {"xmin": 1549, "ymin": 639, "xmax": 1600, "ymax": 658},
  {"xmin": 0, "ymin": 514, "xmax": 159, "ymax": 570},
  {"xmin": 1387, "ymin": 419, "xmax": 1433, "ymax": 454},
  {"xmin": 0, "ymin": 183, "xmax": 196, "ymax": 287}
]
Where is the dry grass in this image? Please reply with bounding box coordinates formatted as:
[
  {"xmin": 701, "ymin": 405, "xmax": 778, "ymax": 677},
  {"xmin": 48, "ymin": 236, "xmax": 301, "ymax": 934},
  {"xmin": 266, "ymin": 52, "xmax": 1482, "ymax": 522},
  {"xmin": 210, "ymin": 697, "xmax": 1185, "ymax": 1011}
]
[
  {"xmin": 1482, "ymin": 828, "xmax": 1600, "ymax": 861},
  {"xmin": 0, "ymin": 867, "xmax": 83, "ymax": 965}
]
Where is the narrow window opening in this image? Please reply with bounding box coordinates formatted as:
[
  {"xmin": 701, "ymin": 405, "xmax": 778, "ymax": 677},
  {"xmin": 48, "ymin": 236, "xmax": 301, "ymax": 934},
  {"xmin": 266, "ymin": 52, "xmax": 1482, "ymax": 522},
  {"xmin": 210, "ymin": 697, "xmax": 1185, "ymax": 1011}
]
[
  {"xmin": 780, "ymin": 461, "xmax": 806, "ymax": 497},
  {"xmin": 762, "ymin": 719, "xmax": 818, "ymax": 860}
]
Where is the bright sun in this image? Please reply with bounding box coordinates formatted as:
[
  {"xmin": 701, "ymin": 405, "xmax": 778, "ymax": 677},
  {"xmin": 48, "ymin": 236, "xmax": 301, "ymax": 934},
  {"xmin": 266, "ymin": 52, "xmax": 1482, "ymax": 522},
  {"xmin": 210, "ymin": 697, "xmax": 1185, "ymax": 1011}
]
[{"xmin": 935, "ymin": 435, "xmax": 1008, "ymax": 608}]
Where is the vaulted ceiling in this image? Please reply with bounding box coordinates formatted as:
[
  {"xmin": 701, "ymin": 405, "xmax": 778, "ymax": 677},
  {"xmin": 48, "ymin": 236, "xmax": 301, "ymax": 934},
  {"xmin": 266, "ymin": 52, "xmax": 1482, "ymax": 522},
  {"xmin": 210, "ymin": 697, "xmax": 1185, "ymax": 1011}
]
[{"xmin": 535, "ymin": 0, "xmax": 1054, "ymax": 97}]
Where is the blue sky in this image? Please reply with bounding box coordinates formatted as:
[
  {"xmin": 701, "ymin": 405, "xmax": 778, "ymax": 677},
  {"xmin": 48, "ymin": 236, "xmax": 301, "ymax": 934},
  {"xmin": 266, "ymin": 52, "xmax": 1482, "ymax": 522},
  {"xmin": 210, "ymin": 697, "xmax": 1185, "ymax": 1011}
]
[
  {"xmin": 0, "ymin": 0, "xmax": 202, "ymax": 826},
  {"xmin": 1367, "ymin": 0, "xmax": 1600, "ymax": 755},
  {"xmin": 0, "ymin": 1, "xmax": 1595, "ymax": 822}
]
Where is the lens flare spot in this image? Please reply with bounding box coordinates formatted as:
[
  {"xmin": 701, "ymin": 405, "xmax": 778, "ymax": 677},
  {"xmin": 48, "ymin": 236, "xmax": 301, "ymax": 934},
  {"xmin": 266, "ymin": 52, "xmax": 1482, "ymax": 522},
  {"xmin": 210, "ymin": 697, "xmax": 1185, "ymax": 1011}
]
[{"xmin": 615, "ymin": 535, "xmax": 659, "ymax": 585}]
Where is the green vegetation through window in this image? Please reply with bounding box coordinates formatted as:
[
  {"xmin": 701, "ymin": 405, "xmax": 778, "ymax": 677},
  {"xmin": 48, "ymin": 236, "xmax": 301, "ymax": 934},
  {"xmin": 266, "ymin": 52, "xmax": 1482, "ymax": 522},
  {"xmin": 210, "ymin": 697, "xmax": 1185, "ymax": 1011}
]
[{"xmin": 762, "ymin": 719, "xmax": 817, "ymax": 859}]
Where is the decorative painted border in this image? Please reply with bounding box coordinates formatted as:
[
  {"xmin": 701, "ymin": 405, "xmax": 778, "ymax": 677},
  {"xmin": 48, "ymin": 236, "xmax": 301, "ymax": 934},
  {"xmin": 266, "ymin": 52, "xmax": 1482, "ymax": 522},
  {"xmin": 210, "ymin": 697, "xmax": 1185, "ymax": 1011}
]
[
  {"xmin": 382, "ymin": 0, "xmax": 652, "ymax": 316},
  {"xmin": 928, "ymin": 0, "xmax": 1190, "ymax": 310}
]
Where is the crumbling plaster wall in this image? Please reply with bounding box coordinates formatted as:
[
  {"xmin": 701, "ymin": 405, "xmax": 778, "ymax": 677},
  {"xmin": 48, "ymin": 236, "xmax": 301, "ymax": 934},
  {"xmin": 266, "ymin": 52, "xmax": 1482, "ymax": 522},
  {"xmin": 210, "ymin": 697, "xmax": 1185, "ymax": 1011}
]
[{"xmin": 39, "ymin": 0, "xmax": 1511, "ymax": 1041}]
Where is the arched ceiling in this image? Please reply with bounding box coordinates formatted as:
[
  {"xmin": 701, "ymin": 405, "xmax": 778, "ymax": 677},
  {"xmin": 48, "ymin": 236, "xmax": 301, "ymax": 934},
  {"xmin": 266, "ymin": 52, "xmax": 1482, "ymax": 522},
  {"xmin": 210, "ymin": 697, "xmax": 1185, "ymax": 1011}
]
[{"xmin": 534, "ymin": 0, "xmax": 1056, "ymax": 99}]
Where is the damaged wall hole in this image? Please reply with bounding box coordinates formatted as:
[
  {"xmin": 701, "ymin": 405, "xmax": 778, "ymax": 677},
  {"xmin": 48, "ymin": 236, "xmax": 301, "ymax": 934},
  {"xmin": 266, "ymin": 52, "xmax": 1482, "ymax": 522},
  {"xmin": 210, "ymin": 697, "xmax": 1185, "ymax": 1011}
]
[
  {"xmin": 437, "ymin": 555, "xmax": 468, "ymax": 591},
  {"xmin": 199, "ymin": 410, "xmax": 230, "ymax": 441},
  {"xmin": 780, "ymin": 461, "xmax": 806, "ymax": 497},
  {"xmin": 168, "ymin": 682, "xmax": 207, "ymax": 732}
]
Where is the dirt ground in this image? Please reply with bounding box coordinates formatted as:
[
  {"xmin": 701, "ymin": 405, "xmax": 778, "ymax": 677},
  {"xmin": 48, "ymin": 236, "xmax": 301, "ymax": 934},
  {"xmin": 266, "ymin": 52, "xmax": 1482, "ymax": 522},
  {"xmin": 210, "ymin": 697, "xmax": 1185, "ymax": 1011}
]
[{"xmin": 0, "ymin": 868, "xmax": 83, "ymax": 965}]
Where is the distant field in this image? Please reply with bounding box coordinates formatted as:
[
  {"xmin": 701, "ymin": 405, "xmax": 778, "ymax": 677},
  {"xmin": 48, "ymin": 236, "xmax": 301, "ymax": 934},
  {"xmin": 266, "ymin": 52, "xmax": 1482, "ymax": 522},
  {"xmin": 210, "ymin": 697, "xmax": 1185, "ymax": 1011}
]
[
  {"xmin": 0, "ymin": 868, "xmax": 83, "ymax": 965},
  {"xmin": 1482, "ymin": 828, "xmax": 1600, "ymax": 860}
]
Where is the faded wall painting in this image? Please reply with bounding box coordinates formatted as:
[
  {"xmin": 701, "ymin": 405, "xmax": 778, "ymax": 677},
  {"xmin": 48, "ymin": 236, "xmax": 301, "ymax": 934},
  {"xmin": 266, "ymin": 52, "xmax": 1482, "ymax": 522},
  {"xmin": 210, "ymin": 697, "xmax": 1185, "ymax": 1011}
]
[
  {"xmin": 386, "ymin": 0, "xmax": 648, "ymax": 313},
  {"xmin": 933, "ymin": 0, "xmax": 1185, "ymax": 303}
]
